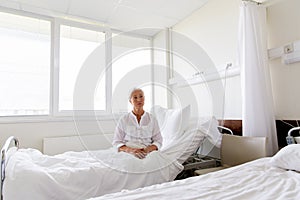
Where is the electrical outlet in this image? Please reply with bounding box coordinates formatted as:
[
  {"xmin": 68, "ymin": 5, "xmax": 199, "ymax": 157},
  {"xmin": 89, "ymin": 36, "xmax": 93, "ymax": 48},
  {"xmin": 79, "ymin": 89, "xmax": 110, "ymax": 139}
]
[{"xmin": 284, "ymin": 43, "xmax": 294, "ymax": 54}]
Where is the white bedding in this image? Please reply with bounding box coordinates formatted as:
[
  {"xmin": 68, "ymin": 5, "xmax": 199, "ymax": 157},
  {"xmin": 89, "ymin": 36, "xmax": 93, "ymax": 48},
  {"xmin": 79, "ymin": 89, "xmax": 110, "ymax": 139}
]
[
  {"xmin": 3, "ymin": 127, "xmax": 206, "ymax": 200},
  {"xmin": 89, "ymin": 158, "xmax": 300, "ymax": 200},
  {"xmin": 3, "ymin": 148, "xmax": 183, "ymax": 200},
  {"xmin": 2, "ymin": 115, "xmax": 216, "ymax": 200}
]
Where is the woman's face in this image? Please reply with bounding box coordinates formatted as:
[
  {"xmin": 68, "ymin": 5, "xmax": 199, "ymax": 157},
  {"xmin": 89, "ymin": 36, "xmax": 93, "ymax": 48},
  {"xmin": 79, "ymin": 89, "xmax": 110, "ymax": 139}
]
[{"xmin": 130, "ymin": 90, "xmax": 145, "ymax": 109}]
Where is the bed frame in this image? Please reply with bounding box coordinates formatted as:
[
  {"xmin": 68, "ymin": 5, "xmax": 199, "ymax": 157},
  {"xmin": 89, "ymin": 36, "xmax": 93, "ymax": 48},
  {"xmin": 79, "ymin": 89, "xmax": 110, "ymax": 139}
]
[{"xmin": 0, "ymin": 136, "xmax": 19, "ymax": 200}]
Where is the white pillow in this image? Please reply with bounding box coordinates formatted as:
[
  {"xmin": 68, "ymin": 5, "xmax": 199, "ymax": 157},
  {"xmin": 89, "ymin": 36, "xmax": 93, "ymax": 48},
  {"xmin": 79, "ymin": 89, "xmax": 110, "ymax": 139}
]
[
  {"xmin": 186, "ymin": 116, "xmax": 222, "ymax": 158},
  {"xmin": 151, "ymin": 105, "xmax": 191, "ymax": 148},
  {"xmin": 161, "ymin": 128, "xmax": 206, "ymax": 164},
  {"xmin": 198, "ymin": 116, "xmax": 222, "ymax": 148},
  {"xmin": 270, "ymin": 144, "xmax": 300, "ymax": 172}
]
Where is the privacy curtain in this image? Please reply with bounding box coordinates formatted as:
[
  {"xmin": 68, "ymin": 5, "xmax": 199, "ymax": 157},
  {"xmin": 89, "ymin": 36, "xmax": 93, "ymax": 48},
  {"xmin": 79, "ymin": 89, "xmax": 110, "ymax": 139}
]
[{"xmin": 238, "ymin": 1, "xmax": 278, "ymax": 156}]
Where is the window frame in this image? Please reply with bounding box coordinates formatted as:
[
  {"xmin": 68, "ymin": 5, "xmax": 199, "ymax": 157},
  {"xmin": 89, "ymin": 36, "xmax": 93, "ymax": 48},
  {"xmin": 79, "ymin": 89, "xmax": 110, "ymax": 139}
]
[
  {"xmin": 0, "ymin": 8, "xmax": 53, "ymax": 120},
  {"xmin": 0, "ymin": 8, "xmax": 155, "ymax": 122},
  {"xmin": 53, "ymin": 19, "xmax": 110, "ymax": 117}
]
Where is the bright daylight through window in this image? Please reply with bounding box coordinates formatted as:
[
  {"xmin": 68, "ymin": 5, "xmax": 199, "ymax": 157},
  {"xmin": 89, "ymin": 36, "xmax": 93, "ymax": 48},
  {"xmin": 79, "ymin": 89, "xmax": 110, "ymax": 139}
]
[
  {"xmin": 59, "ymin": 25, "xmax": 106, "ymax": 112},
  {"xmin": 0, "ymin": 12, "xmax": 51, "ymax": 116},
  {"xmin": 0, "ymin": 10, "xmax": 153, "ymax": 118}
]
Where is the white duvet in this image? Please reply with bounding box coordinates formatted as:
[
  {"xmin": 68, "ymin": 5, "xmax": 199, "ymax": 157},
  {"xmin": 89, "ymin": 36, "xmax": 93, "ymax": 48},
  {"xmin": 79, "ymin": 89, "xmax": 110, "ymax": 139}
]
[
  {"xmin": 89, "ymin": 158, "xmax": 300, "ymax": 200},
  {"xmin": 3, "ymin": 148, "xmax": 183, "ymax": 200}
]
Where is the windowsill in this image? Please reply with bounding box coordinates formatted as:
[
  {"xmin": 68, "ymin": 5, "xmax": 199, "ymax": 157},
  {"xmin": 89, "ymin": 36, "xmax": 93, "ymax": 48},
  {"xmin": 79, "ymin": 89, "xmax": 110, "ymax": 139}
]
[{"xmin": 0, "ymin": 113, "xmax": 124, "ymax": 124}]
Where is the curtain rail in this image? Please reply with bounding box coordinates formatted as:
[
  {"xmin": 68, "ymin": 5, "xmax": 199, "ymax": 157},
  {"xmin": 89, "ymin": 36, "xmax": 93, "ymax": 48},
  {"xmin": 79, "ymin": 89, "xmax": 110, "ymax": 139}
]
[{"xmin": 242, "ymin": 0, "xmax": 262, "ymax": 5}]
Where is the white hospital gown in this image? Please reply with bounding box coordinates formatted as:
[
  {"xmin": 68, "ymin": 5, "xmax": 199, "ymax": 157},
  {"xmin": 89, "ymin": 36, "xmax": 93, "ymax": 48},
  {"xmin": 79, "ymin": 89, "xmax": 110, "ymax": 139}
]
[{"xmin": 113, "ymin": 112, "xmax": 162, "ymax": 149}]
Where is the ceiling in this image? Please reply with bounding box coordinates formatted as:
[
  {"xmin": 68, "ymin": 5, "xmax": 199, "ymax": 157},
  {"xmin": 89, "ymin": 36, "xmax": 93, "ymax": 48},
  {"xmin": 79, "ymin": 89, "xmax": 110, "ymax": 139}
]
[{"xmin": 0, "ymin": 0, "xmax": 210, "ymax": 36}]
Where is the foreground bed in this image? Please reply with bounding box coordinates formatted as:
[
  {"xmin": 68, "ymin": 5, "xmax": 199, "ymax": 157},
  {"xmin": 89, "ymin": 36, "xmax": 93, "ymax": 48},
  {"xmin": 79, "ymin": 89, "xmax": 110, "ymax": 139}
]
[{"xmin": 89, "ymin": 144, "xmax": 300, "ymax": 200}]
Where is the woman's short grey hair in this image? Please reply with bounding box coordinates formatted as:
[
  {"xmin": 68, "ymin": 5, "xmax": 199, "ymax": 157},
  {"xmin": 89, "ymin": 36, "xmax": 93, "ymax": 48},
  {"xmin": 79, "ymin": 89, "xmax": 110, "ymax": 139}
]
[{"xmin": 128, "ymin": 88, "xmax": 144, "ymax": 100}]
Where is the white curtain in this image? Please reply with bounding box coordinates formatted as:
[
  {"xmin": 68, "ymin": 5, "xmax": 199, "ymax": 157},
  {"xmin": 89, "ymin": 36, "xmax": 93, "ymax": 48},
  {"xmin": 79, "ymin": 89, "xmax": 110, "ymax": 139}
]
[{"xmin": 238, "ymin": 1, "xmax": 278, "ymax": 156}]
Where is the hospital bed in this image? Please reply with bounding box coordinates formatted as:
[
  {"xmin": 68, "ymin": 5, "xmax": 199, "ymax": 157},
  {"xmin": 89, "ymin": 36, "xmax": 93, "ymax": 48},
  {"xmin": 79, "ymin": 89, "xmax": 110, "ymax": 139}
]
[
  {"xmin": 0, "ymin": 128, "xmax": 206, "ymax": 200},
  {"xmin": 88, "ymin": 127, "xmax": 300, "ymax": 200},
  {"xmin": 0, "ymin": 110, "xmax": 226, "ymax": 200},
  {"xmin": 89, "ymin": 155, "xmax": 300, "ymax": 200}
]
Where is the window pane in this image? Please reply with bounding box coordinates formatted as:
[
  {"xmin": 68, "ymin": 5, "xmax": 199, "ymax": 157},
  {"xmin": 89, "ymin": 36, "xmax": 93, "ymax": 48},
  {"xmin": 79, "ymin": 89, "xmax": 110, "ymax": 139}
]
[
  {"xmin": 0, "ymin": 12, "xmax": 51, "ymax": 116},
  {"xmin": 112, "ymin": 34, "xmax": 152, "ymax": 112},
  {"xmin": 59, "ymin": 25, "xmax": 106, "ymax": 111}
]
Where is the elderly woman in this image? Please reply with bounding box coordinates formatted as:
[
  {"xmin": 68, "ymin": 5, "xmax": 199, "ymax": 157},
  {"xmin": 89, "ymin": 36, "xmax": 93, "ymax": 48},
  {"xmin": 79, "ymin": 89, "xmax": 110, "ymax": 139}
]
[{"xmin": 112, "ymin": 88, "xmax": 162, "ymax": 159}]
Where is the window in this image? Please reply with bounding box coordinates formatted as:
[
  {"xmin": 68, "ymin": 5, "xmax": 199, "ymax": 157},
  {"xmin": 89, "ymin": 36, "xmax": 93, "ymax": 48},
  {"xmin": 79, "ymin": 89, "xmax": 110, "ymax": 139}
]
[
  {"xmin": 59, "ymin": 25, "xmax": 106, "ymax": 112},
  {"xmin": 111, "ymin": 33, "xmax": 152, "ymax": 112},
  {"xmin": 0, "ymin": 11, "xmax": 51, "ymax": 116},
  {"xmin": 0, "ymin": 10, "xmax": 154, "ymax": 118}
]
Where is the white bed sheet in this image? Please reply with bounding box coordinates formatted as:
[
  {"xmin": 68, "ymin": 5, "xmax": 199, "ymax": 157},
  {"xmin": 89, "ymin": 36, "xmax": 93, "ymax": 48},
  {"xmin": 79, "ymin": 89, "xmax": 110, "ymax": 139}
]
[
  {"xmin": 89, "ymin": 158, "xmax": 300, "ymax": 200},
  {"xmin": 3, "ymin": 148, "xmax": 183, "ymax": 200},
  {"xmin": 2, "ymin": 121, "xmax": 210, "ymax": 200}
]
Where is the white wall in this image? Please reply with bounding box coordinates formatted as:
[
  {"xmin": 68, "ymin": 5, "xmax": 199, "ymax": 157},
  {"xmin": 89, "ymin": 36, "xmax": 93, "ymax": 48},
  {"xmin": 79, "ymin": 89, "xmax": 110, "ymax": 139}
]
[
  {"xmin": 167, "ymin": 0, "xmax": 242, "ymax": 119},
  {"xmin": 267, "ymin": 0, "xmax": 300, "ymax": 120},
  {"xmin": 153, "ymin": 0, "xmax": 300, "ymax": 120},
  {"xmin": 0, "ymin": 119, "xmax": 116, "ymax": 151}
]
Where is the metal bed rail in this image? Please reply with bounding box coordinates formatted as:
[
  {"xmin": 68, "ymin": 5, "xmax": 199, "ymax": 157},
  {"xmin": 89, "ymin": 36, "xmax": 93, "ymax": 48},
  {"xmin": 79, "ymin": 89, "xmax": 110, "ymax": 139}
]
[
  {"xmin": 287, "ymin": 127, "xmax": 300, "ymax": 137},
  {"xmin": 217, "ymin": 125, "xmax": 234, "ymax": 135},
  {"xmin": 286, "ymin": 127, "xmax": 300, "ymax": 145},
  {"xmin": 1, "ymin": 136, "xmax": 19, "ymax": 200}
]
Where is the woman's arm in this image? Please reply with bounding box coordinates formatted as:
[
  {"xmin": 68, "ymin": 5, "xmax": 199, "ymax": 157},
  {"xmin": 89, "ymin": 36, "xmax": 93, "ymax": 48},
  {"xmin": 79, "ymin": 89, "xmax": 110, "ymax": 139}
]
[
  {"xmin": 151, "ymin": 115, "xmax": 163, "ymax": 149},
  {"xmin": 112, "ymin": 116, "xmax": 127, "ymax": 148},
  {"xmin": 112, "ymin": 126, "xmax": 126, "ymax": 147}
]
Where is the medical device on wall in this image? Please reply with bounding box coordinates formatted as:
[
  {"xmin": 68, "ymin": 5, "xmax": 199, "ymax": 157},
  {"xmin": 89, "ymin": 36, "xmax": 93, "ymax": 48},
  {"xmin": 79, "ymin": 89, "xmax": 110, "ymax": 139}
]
[
  {"xmin": 169, "ymin": 63, "xmax": 239, "ymax": 87},
  {"xmin": 286, "ymin": 127, "xmax": 300, "ymax": 145},
  {"xmin": 268, "ymin": 40, "xmax": 300, "ymax": 64}
]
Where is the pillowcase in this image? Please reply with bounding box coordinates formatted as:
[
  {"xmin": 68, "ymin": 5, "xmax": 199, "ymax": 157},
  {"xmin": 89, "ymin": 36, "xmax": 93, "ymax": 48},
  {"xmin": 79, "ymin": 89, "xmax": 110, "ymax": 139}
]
[
  {"xmin": 187, "ymin": 116, "xmax": 222, "ymax": 158},
  {"xmin": 151, "ymin": 105, "xmax": 191, "ymax": 148},
  {"xmin": 198, "ymin": 116, "xmax": 222, "ymax": 148},
  {"xmin": 270, "ymin": 144, "xmax": 300, "ymax": 172},
  {"xmin": 160, "ymin": 128, "xmax": 206, "ymax": 164}
]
